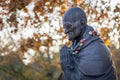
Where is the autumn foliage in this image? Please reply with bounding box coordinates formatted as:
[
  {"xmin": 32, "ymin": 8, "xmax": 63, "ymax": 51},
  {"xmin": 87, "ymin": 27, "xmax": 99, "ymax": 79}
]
[{"xmin": 0, "ymin": 0, "xmax": 120, "ymax": 80}]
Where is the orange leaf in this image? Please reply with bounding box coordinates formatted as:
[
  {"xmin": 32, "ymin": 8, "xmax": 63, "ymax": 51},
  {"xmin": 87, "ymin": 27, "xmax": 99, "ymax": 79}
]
[
  {"xmin": 34, "ymin": 41, "xmax": 41, "ymax": 51},
  {"xmin": 60, "ymin": 27, "xmax": 64, "ymax": 32},
  {"xmin": 44, "ymin": 16, "xmax": 48, "ymax": 22},
  {"xmin": 74, "ymin": 0, "xmax": 80, "ymax": 3},
  {"xmin": 60, "ymin": 5, "xmax": 67, "ymax": 12},
  {"xmin": 23, "ymin": 8, "xmax": 28, "ymax": 13}
]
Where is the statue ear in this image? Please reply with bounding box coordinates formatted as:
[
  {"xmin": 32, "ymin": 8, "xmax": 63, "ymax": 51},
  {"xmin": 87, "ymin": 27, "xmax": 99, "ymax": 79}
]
[{"xmin": 80, "ymin": 18, "xmax": 86, "ymax": 25}]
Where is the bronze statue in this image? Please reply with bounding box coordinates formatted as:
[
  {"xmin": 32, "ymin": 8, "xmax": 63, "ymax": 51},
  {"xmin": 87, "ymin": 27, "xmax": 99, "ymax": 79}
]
[{"xmin": 59, "ymin": 7, "xmax": 117, "ymax": 80}]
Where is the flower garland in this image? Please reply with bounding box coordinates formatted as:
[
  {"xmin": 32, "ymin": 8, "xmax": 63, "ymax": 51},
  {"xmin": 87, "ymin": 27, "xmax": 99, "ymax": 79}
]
[{"xmin": 72, "ymin": 30, "xmax": 99, "ymax": 54}]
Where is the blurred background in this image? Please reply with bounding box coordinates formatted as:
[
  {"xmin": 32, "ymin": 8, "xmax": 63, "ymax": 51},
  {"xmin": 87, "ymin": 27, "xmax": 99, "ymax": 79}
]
[{"xmin": 0, "ymin": 0, "xmax": 120, "ymax": 80}]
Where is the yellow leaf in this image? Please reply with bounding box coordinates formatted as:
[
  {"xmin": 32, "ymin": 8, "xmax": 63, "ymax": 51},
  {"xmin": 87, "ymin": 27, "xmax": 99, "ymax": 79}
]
[{"xmin": 105, "ymin": 39, "xmax": 111, "ymax": 46}]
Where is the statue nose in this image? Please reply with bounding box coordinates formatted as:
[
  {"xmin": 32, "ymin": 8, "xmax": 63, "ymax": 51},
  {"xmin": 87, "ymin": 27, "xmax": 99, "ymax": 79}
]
[{"xmin": 64, "ymin": 29, "xmax": 69, "ymax": 34}]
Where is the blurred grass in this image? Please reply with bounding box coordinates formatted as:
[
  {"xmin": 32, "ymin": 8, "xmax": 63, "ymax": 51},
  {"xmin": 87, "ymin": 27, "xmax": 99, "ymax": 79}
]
[{"xmin": 112, "ymin": 49, "xmax": 120, "ymax": 79}]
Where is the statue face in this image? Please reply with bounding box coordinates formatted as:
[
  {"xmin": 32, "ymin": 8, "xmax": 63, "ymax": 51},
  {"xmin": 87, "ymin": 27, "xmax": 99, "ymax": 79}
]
[
  {"xmin": 63, "ymin": 20, "xmax": 82, "ymax": 41},
  {"xmin": 62, "ymin": 7, "xmax": 87, "ymax": 41}
]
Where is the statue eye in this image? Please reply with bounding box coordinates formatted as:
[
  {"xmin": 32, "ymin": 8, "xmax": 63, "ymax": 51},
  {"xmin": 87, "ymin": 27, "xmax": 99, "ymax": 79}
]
[{"xmin": 64, "ymin": 23, "xmax": 72, "ymax": 29}]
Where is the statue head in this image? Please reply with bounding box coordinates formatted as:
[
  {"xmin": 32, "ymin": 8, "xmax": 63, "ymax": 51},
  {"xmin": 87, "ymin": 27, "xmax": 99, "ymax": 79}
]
[{"xmin": 62, "ymin": 7, "xmax": 87, "ymax": 41}]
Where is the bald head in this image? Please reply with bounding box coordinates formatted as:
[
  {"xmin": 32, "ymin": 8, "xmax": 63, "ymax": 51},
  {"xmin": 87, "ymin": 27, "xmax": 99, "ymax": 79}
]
[
  {"xmin": 62, "ymin": 7, "xmax": 87, "ymax": 41},
  {"xmin": 63, "ymin": 7, "xmax": 87, "ymax": 24}
]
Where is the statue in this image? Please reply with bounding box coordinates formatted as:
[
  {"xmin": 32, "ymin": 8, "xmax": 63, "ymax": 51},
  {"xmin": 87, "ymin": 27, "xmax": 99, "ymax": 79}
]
[{"xmin": 59, "ymin": 7, "xmax": 117, "ymax": 80}]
